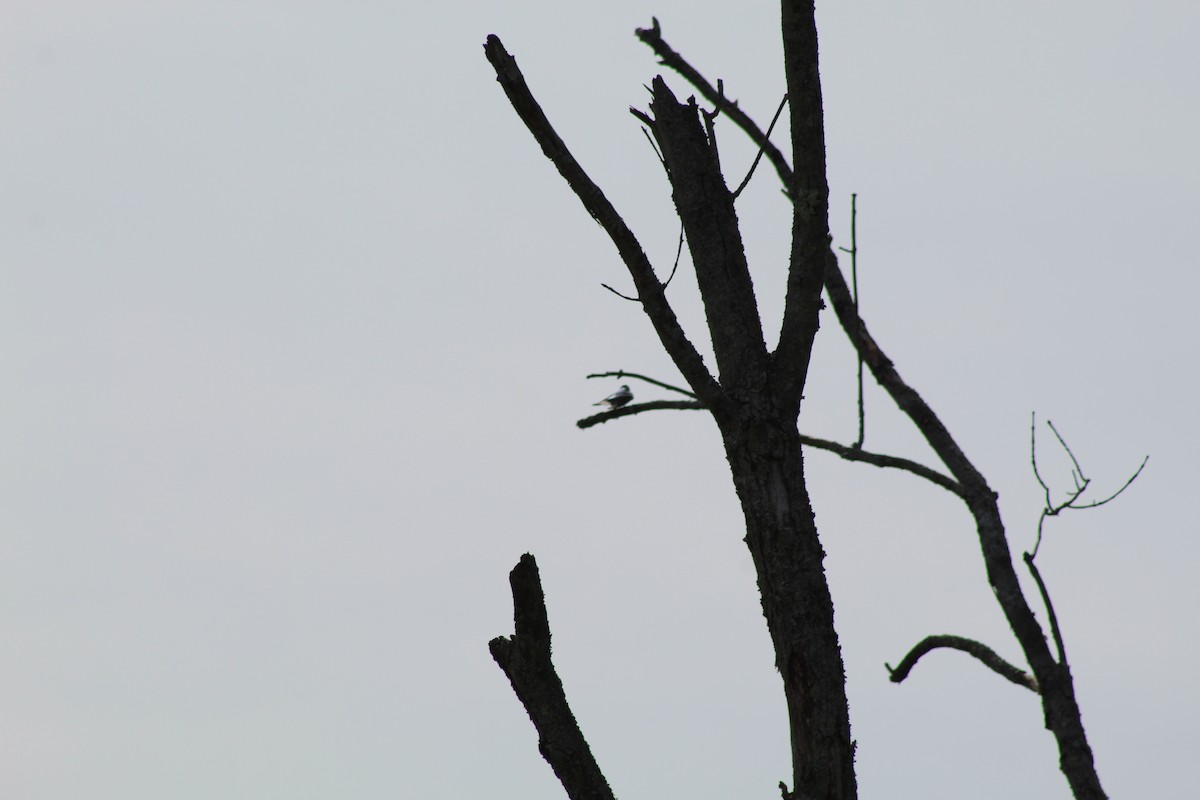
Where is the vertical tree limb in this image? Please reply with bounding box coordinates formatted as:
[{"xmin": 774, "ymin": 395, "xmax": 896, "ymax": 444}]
[
  {"xmin": 489, "ymin": 555, "xmax": 617, "ymax": 800},
  {"xmin": 633, "ymin": 23, "xmax": 1109, "ymax": 800},
  {"xmin": 645, "ymin": 78, "xmax": 769, "ymax": 396},
  {"xmin": 774, "ymin": 0, "xmax": 832, "ymax": 413}
]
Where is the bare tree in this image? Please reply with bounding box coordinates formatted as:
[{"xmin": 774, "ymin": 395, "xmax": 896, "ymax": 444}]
[{"xmin": 482, "ymin": 5, "xmax": 1142, "ymax": 799}]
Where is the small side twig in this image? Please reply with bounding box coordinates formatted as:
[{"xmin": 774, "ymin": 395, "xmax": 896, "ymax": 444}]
[
  {"xmin": 662, "ymin": 223, "xmax": 685, "ymax": 289},
  {"xmin": 1029, "ymin": 413, "xmax": 1149, "ymax": 559},
  {"xmin": 586, "ymin": 370, "xmax": 697, "ymax": 398},
  {"xmin": 600, "ymin": 282, "xmax": 640, "ymax": 302},
  {"xmin": 639, "ymin": 125, "xmax": 668, "ymax": 175},
  {"xmin": 700, "ymin": 79, "xmax": 723, "ymax": 170},
  {"xmin": 886, "ymin": 634, "xmax": 1039, "ymax": 693},
  {"xmin": 836, "ymin": 193, "xmax": 864, "ymax": 448},
  {"xmin": 732, "ymin": 94, "xmax": 788, "ymax": 199},
  {"xmin": 1023, "ymin": 552, "xmax": 1068, "ymax": 666}
]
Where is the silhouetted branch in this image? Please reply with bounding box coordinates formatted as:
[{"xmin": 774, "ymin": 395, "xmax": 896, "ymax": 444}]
[
  {"xmin": 631, "ymin": 27, "xmax": 1111, "ymax": 798},
  {"xmin": 1029, "ymin": 413, "xmax": 1150, "ymax": 558},
  {"xmin": 489, "ymin": 555, "xmax": 617, "ymax": 800},
  {"xmin": 636, "ymin": 17, "xmax": 793, "ymax": 190},
  {"xmin": 586, "ymin": 370, "xmax": 697, "ymax": 398},
  {"xmin": 642, "ymin": 76, "xmax": 769, "ymax": 402},
  {"xmin": 732, "ymin": 94, "xmax": 788, "ymax": 199},
  {"xmin": 484, "ymin": 35, "xmax": 723, "ymax": 409},
  {"xmin": 798, "ymin": 434, "xmax": 964, "ymax": 497},
  {"xmin": 577, "ymin": 399, "xmax": 704, "ymax": 429},
  {"xmin": 663, "ymin": 223, "xmax": 685, "ymax": 288},
  {"xmin": 600, "ymin": 282, "xmax": 640, "ymax": 302},
  {"xmin": 886, "ymin": 634, "xmax": 1039, "ymax": 693},
  {"xmin": 1023, "ymin": 553, "xmax": 1068, "ymax": 666},
  {"xmin": 1075, "ymin": 455, "xmax": 1148, "ymax": 508},
  {"xmin": 577, "ymin": 382, "xmax": 961, "ymax": 494},
  {"xmin": 838, "ymin": 193, "xmax": 865, "ymax": 450},
  {"xmin": 639, "ymin": 126, "xmax": 668, "ymax": 175}
]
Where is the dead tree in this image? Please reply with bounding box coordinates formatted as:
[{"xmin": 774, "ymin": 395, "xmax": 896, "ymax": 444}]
[{"xmin": 483, "ymin": 4, "xmax": 1141, "ymax": 799}]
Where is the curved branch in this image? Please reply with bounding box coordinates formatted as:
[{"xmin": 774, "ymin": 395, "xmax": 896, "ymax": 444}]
[
  {"xmin": 489, "ymin": 555, "xmax": 618, "ymax": 800},
  {"xmin": 798, "ymin": 434, "xmax": 964, "ymax": 497},
  {"xmin": 484, "ymin": 36, "xmax": 724, "ymax": 410},
  {"xmin": 886, "ymin": 634, "xmax": 1039, "ymax": 693}
]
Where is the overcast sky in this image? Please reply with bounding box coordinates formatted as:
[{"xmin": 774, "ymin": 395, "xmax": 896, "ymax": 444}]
[{"xmin": 2, "ymin": 2, "xmax": 1196, "ymax": 798}]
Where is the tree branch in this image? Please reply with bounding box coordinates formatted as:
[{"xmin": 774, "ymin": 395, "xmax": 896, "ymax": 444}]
[
  {"xmin": 586, "ymin": 370, "xmax": 697, "ymax": 398},
  {"xmin": 1023, "ymin": 553, "xmax": 1068, "ymax": 666},
  {"xmin": 489, "ymin": 555, "xmax": 617, "ymax": 800},
  {"xmin": 838, "ymin": 193, "xmax": 866, "ymax": 450},
  {"xmin": 1029, "ymin": 413, "xmax": 1150, "ymax": 558},
  {"xmin": 644, "ymin": 77, "xmax": 769, "ymax": 396},
  {"xmin": 483, "ymin": 35, "xmax": 724, "ymax": 410},
  {"xmin": 636, "ymin": 18, "xmax": 793, "ymax": 190},
  {"xmin": 798, "ymin": 433, "xmax": 964, "ymax": 497},
  {"xmin": 577, "ymin": 399, "xmax": 705, "ymax": 429},
  {"xmin": 886, "ymin": 634, "xmax": 1039, "ymax": 693},
  {"xmin": 632, "ymin": 26, "xmax": 1110, "ymax": 798},
  {"xmin": 773, "ymin": 0, "xmax": 833, "ymax": 413},
  {"xmin": 577, "ymin": 385, "xmax": 961, "ymax": 496},
  {"xmin": 732, "ymin": 94, "xmax": 789, "ymax": 200}
]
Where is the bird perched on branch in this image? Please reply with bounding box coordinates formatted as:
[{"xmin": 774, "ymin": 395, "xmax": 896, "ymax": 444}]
[{"xmin": 594, "ymin": 384, "xmax": 633, "ymax": 411}]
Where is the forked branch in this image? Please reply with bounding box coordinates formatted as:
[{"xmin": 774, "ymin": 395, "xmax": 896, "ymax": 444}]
[
  {"xmin": 634, "ymin": 25, "xmax": 1112, "ymax": 799},
  {"xmin": 577, "ymin": 375, "xmax": 962, "ymax": 495},
  {"xmin": 1029, "ymin": 413, "xmax": 1149, "ymax": 559}
]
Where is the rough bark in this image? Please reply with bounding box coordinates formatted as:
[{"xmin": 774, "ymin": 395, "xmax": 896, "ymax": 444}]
[
  {"xmin": 635, "ymin": 18, "xmax": 1109, "ymax": 795},
  {"xmin": 489, "ymin": 555, "xmax": 617, "ymax": 800},
  {"xmin": 645, "ymin": 73, "xmax": 855, "ymax": 800},
  {"xmin": 721, "ymin": 413, "xmax": 856, "ymax": 800}
]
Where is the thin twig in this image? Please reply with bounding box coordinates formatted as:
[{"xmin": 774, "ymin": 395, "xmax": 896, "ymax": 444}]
[
  {"xmin": 600, "ymin": 283, "xmax": 640, "ymax": 302},
  {"xmin": 732, "ymin": 94, "xmax": 788, "ymax": 199},
  {"xmin": 662, "ymin": 223, "xmax": 685, "ymax": 289},
  {"xmin": 1023, "ymin": 553, "xmax": 1068, "ymax": 666},
  {"xmin": 1074, "ymin": 455, "xmax": 1149, "ymax": 509},
  {"xmin": 701, "ymin": 79, "xmax": 723, "ymax": 170},
  {"xmin": 639, "ymin": 126, "xmax": 668, "ymax": 176},
  {"xmin": 1048, "ymin": 420, "xmax": 1085, "ymax": 482},
  {"xmin": 842, "ymin": 193, "xmax": 864, "ymax": 449},
  {"xmin": 886, "ymin": 634, "xmax": 1039, "ymax": 693},
  {"xmin": 1029, "ymin": 414, "xmax": 1149, "ymax": 558},
  {"xmin": 586, "ymin": 370, "xmax": 697, "ymax": 398}
]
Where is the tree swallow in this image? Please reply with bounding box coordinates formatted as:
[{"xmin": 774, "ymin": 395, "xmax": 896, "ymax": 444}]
[{"xmin": 594, "ymin": 384, "xmax": 633, "ymax": 410}]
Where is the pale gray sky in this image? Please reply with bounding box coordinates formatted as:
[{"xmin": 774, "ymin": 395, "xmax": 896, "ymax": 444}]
[{"xmin": 2, "ymin": 2, "xmax": 1196, "ymax": 798}]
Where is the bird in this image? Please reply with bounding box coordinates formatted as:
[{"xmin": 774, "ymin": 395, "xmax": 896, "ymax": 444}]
[{"xmin": 593, "ymin": 384, "xmax": 633, "ymax": 411}]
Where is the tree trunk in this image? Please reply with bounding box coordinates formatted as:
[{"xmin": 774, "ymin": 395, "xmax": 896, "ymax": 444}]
[{"xmin": 717, "ymin": 403, "xmax": 857, "ymax": 800}]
